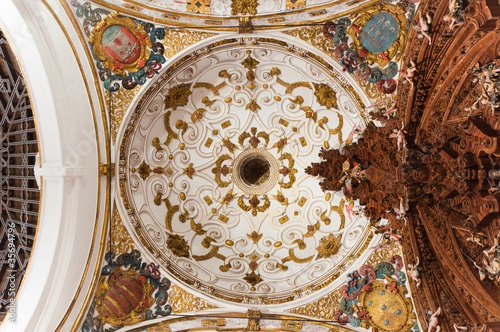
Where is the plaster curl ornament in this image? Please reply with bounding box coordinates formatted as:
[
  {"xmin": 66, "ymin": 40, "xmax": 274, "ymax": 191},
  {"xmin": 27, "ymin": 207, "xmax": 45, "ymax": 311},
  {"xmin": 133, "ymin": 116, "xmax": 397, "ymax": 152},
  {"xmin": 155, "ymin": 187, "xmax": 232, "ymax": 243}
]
[{"xmin": 118, "ymin": 38, "xmax": 372, "ymax": 305}]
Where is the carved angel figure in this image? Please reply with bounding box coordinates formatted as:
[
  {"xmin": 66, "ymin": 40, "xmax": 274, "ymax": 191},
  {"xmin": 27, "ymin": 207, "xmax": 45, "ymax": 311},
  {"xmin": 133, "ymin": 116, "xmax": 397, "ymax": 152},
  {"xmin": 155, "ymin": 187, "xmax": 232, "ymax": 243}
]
[
  {"xmin": 407, "ymin": 257, "xmax": 422, "ymax": 288},
  {"xmin": 399, "ymin": 59, "xmax": 418, "ymax": 88},
  {"xmin": 427, "ymin": 307, "xmax": 442, "ymax": 332},
  {"xmin": 443, "ymin": 0, "xmax": 464, "ymax": 29},
  {"xmin": 413, "ymin": 12, "xmax": 432, "ymax": 45},
  {"xmin": 389, "ymin": 123, "xmax": 406, "ymax": 151},
  {"xmin": 453, "ymin": 323, "xmax": 487, "ymax": 332}
]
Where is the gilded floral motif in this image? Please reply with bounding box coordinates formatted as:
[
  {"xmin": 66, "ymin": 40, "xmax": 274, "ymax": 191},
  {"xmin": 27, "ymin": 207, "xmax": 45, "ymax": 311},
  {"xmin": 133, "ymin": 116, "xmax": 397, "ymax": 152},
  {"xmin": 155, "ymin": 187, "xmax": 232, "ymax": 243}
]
[
  {"xmin": 164, "ymin": 83, "xmax": 192, "ymax": 110},
  {"xmin": 167, "ymin": 234, "xmax": 190, "ymax": 258},
  {"xmin": 316, "ymin": 234, "xmax": 342, "ymax": 259},
  {"xmin": 231, "ymin": 0, "xmax": 257, "ymax": 15},
  {"xmin": 244, "ymin": 271, "xmax": 263, "ymax": 286},
  {"xmin": 168, "ymin": 284, "xmax": 219, "ymax": 313},
  {"xmin": 314, "ymin": 83, "xmax": 338, "ymax": 109},
  {"xmin": 107, "ymin": 207, "xmax": 135, "ymax": 255}
]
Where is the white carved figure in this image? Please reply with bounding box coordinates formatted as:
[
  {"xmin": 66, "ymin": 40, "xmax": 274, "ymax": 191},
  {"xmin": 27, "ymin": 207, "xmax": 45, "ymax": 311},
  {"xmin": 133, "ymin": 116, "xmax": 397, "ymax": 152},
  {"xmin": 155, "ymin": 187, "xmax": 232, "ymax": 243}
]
[
  {"xmin": 413, "ymin": 12, "xmax": 432, "ymax": 45},
  {"xmin": 427, "ymin": 307, "xmax": 442, "ymax": 332},
  {"xmin": 407, "ymin": 257, "xmax": 422, "ymax": 288},
  {"xmin": 453, "ymin": 323, "xmax": 487, "ymax": 332},
  {"xmin": 399, "ymin": 59, "xmax": 418, "ymax": 88}
]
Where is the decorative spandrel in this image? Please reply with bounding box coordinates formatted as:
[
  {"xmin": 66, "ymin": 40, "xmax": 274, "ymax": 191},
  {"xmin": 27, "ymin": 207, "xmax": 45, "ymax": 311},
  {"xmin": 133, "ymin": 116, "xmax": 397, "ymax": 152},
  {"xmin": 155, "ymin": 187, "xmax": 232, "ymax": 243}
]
[{"xmin": 118, "ymin": 39, "xmax": 371, "ymax": 304}]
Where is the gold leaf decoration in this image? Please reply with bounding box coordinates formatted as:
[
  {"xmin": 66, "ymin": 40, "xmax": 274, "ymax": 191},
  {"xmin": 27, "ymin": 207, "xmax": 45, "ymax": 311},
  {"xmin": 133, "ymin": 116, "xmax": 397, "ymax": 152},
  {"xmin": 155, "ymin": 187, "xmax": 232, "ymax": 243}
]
[
  {"xmin": 244, "ymin": 271, "xmax": 263, "ymax": 286},
  {"xmin": 167, "ymin": 234, "xmax": 190, "ymax": 258},
  {"xmin": 107, "ymin": 206, "xmax": 135, "ymax": 255},
  {"xmin": 107, "ymin": 85, "xmax": 141, "ymax": 142},
  {"xmin": 316, "ymin": 234, "xmax": 342, "ymax": 259},
  {"xmin": 231, "ymin": 0, "xmax": 257, "ymax": 15},
  {"xmin": 288, "ymin": 289, "xmax": 342, "ymax": 320},
  {"xmin": 164, "ymin": 83, "xmax": 192, "ymax": 110},
  {"xmin": 168, "ymin": 284, "xmax": 219, "ymax": 313},
  {"xmin": 313, "ymin": 83, "xmax": 338, "ymax": 109},
  {"xmin": 162, "ymin": 30, "xmax": 216, "ymax": 58}
]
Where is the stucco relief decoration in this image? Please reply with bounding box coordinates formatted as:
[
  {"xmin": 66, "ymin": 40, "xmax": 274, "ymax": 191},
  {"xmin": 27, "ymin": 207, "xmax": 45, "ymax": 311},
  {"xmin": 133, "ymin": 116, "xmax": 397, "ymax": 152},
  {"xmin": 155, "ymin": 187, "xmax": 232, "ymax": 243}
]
[
  {"xmin": 87, "ymin": 11, "xmax": 166, "ymax": 91},
  {"xmin": 289, "ymin": 254, "xmax": 419, "ymax": 332},
  {"xmin": 118, "ymin": 39, "xmax": 371, "ymax": 304},
  {"xmin": 81, "ymin": 250, "xmax": 172, "ymax": 331}
]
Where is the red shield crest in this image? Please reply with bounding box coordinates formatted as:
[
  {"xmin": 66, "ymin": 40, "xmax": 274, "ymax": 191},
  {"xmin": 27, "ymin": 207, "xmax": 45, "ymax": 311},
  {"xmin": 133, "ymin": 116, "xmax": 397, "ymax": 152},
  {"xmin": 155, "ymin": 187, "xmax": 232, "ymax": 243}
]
[
  {"xmin": 96, "ymin": 268, "xmax": 154, "ymax": 325},
  {"xmin": 102, "ymin": 25, "xmax": 141, "ymax": 64}
]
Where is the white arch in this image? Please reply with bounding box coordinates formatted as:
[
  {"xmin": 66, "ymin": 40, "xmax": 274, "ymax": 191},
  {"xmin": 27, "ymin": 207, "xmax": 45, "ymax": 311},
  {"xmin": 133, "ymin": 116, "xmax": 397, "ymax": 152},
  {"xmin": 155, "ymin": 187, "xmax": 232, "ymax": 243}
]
[{"xmin": 0, "ymin": 0, "xmax": 106, "ymax": 331}]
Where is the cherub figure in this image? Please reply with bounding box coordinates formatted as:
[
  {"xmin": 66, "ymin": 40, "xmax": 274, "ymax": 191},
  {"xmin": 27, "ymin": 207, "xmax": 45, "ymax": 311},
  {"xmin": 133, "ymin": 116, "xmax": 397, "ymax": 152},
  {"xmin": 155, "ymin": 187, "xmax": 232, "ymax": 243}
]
[
  {"xmin": 427, "ymin": 307, "xmax": 442, "ymax": 332},
  {"xmin": 407, "ymin": 257, "xmax": 422, "ymax": 288},
  {"xmin": 389, "ymin": 123, "xmax": 407, "ymax": 151},
  {"xmin": 453, "ymin": 323, "xmax": 487, "ymax": 332},
  {"xmin": 443, "ymin": 0, "xmax": 464, "ymax": 30},
  {"xmin": 465, "ymin": 232, "xmax": 485, "ymax": 247},
  {"xmin": 413, "ymin": 12, "xmax": 432, "ymax": 45},
  {"xmin": 399, "ymin": 59, "xmax": 418, "ymax": 88},
  {"xmin": 394, "ymin": 197, "xmax": 409, "ymax": 223}
]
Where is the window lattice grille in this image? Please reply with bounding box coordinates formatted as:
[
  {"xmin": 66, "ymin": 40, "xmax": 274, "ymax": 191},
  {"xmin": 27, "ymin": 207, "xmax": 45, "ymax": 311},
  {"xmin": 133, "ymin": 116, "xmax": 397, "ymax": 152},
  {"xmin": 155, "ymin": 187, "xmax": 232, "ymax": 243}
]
[{"xmin": 0, "ymin": 29, "xmax": 40, "ymax": 318}]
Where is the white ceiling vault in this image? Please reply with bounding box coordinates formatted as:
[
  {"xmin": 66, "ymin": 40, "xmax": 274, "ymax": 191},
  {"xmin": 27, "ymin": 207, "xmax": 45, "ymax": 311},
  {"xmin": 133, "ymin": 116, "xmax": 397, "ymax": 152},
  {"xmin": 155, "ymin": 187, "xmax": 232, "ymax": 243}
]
[
  {"xmin": 0, "ymin": 0, "xmax": 422, "ymax": 331},
  {"xmin": 117, "ymin": 37, "xmax": 372, "ymax": 305}
]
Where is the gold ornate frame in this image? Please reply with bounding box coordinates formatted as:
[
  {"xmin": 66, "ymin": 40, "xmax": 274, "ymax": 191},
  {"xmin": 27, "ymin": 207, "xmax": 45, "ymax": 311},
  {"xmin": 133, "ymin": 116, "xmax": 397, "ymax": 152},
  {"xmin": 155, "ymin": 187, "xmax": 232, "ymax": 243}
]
[
  {"xmin": 89, "ymin": 12, "xmax": 152, "ymax": 76},
  {"xmin": 347, "ymin": 4, "xmax": 408, "ymax": 67}
]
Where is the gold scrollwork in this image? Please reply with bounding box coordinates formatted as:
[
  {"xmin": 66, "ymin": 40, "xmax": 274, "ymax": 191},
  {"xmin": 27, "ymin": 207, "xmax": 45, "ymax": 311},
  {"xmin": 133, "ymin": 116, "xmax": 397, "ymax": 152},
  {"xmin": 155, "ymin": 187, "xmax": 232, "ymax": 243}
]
[
  {"xmin": 212, "ymin": 154, "xmax": 232, "ymax": 187},
  {"xmin": 238, "ymin": 127, "xmax": 270, "ymax": 148},
  {"xmin": 279, "ymin": 153, "xmax": 297, "ymax": 189},
  {"xmin": 168, "ymin": 284, "xmax": 219, "ymax": 313},
  {"xmin": 238, "ymin": 195, "xmax": 271, "ymax": 216}
]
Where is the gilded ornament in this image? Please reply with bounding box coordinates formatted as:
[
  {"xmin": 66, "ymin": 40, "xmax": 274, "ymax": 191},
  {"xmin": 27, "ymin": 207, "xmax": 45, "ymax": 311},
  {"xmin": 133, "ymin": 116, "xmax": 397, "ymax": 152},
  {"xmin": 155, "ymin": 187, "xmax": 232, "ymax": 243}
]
[
  {"xmin": 107, "ymin": 207, "xmax": 135, "ymax": 255},
  {"xmin": 162, "ymin": 30, "xmax": 216, "ymax": 58},
  {"xmin": 272, "ymin": 190, "xmax": 289, "ymax": 205},
  {"xmin": 285, "ymin": 0, "xmax": 305, "ymax": 10},
  {"xmin": 356, "ymin": 276, "xmax": 416, "ymax": 332},
  {"xmin": 152, "ymin": 137, "xmax": 163, "ymax": 151},
  {"xmin": 246, "ymin": 99, "xmax": 261, "ymax": 112},
  {"xmin": 346, "ymin": 4, "xmax": 408, "ymax": 67},
  {"xmin": 183, "ymin": 163, "xmax": 196, "ymax": 179},
  {"xmin": 190, "ymin": 108, "xmax": 206, "ymax": 123},
  {"xmin": 316, "ymin": 234, "xmax": 342, "ymax": 259},
  {"xmin": 242, "ymin": 55, "xmax": 259, "ymax": 71},
  {"xmin": 164, "ymin": 197, "xmax": 180, "ymax": 232},
  {"xmin": 138, "ymin": 161, "xmax": 151, "ymax": 179},
  {"xmin": 238, "ymin": 195, "xmax": 271, "ymax": 216},
  {"xmin": 89, "ymin": 12, "xmax": 152, "ymax": 77},
  {"xmin": 95, "ymin": 267, "xmax": 155, "ymax": 326},
  {"xmin": 108, "ymin": 86, "xmax": 140, "ymax": 142},
  {"xmin": 186, "ymin": 0, "xmax": 211, "ymax": 14},
  {"xmin": 244, "ymin": 271, "xmax": 263, "ymax": 286},
  {"xmin": 167, "ymin": 234, "xmax": 190, "ymax": 258},
  {"xmin": 164, "ymin": 83, "xmax": 192, "ymax": 110},
  {"xmin": 247, "ymin": 231, "xmax": 263, "ymax": 244},
  {"xmin": 168, "ymin": 284, "xmax": 219, "ymax": 313},
  {"xmin": 180, "ymin": 193, "xmax": 186, "ymax": 200},
  {"xmin": 314, "ymin": 83, "xmax": 338, "ymax": 109}
]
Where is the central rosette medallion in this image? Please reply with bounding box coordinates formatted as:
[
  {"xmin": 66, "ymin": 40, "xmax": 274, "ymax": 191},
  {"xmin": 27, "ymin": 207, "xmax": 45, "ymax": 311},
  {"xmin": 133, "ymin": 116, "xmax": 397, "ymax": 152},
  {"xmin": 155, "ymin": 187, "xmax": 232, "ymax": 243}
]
[{"xmin": 119, "ymin": 39, "xmax": 371, "ymax": 304}]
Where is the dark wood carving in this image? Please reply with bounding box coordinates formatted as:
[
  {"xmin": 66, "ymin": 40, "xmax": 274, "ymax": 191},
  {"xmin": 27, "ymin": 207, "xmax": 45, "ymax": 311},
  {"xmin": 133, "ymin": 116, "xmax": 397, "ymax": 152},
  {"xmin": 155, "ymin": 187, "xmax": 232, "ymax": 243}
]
[{"xmin": 310, "ymin": 1, "xmax": 500, "ymax": 331}]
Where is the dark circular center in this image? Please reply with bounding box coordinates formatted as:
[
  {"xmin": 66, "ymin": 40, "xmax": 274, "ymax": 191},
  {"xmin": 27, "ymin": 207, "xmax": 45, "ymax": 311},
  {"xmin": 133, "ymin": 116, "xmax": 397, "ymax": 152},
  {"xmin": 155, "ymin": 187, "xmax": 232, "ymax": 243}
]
[{"xmin": 241, "ymin": 156, "xmax": 271, "ymax": 186}]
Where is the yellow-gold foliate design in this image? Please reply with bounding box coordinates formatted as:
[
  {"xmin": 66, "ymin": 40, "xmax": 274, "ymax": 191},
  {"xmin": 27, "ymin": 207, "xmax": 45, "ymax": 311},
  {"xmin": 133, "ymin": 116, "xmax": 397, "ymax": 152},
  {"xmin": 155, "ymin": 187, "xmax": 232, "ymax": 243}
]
[
  {"xmin": 108, "ymin": 86, "xmax": 140, "ymax": 142},
  {"xmin": 164, "ymin": 83, "xmax": 192, "ymax": 110},
  {"xmin": 107, "ymin": 206, "xmax": 135, "ymax": 255},
  {"xmin": 316, "ymin": 234, "xmax": 342, "ymax": 259},
  {"xmin": 162, "ymin": 30, "xmax": 216, "ymax": 58},
  {"xmin": 168, "ymin": 284, "xmax": 219, "ymax": 313},
  {"xmin": 288, "ymin": 289, "xmax": 342, "ymax": 320},
  {"xmin": 231, "ymin": 0, "xmax": 257, "ymax": 15},
  {"xmin": 314, "ymin": 83, "xmax": 338, "ymax": 109}
]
